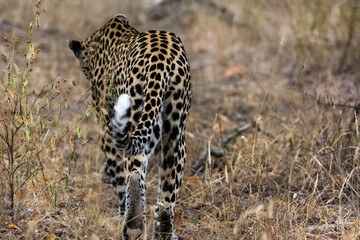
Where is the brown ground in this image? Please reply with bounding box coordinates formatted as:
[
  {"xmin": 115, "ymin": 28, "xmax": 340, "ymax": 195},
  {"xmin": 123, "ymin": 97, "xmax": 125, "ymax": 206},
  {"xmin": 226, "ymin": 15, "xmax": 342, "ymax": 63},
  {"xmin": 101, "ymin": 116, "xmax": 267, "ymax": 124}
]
[{"xmin": 1, "ymin": 0, "xmax": 360, "ymax": 239}]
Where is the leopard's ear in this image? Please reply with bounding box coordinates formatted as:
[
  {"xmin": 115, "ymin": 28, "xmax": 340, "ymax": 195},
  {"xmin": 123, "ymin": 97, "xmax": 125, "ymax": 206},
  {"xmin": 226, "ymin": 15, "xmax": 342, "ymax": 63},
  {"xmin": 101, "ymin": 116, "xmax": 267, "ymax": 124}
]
[
  {"xmin": 114, "ymin": 14, "xmax": 129, "ymax": 24},
  {"xmin": 67, "ymin": 39, "xmax": 82, "ymax": 58}
]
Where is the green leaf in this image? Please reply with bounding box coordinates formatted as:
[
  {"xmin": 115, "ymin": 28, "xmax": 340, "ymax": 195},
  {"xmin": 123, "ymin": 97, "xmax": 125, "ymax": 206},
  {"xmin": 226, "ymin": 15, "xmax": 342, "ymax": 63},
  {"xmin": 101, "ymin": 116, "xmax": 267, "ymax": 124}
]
[
  {"xmin": 22, "ymin": 80, "xmax": 28, "ymax": 94},
  {"xmin": 15, "ymin": 152, "xmax": 22, "ymax": 159},
  {"xmin": 68, "ymin": 159, "xmax": 71, "ymax": 174},
  {"xmin": 14, "ymin": 63, "xmax": 21, "ymax": 75},
  {"xmin": 48, "ymin": 184, "xmax": 53, "ymax": 196},
  {"xmin": 86, "ymin": 109, "xmax": 91, "ymax": 118},
  {"xmin": 71, "ymin": 147, "xmax": 76, "ymax": 158},
  {"xmin": 37, "ymin": 103, "xmax": 40, "ymax": 115},
  {"xmin": 7, "ymin": 72, "xmax": 11, "ymax": 85},
  {"xmin": 36, "ymin": 15, "xmax": 40, "ymax": 29},
  {"xmin": 46, "ymin": 97, "xmax": 50, "ymax": 109},
  {"xmin": 30, "ymin": 43, "xmax": 35, "ymax": 59},
  {"xmin": 13, "ymin": 76, "xmax": 17, "ymax": 88},
  {"xmin": 28, "ymin": 127, "xmax": 33, "ymax": 140},
  {"xmin": 65, "ymin": 100, "xmax": 68, "ymax": 110},
  {"xmin": 26, "ymin": 145, "xmax": 35, "ymax": 151},
  {"xmin": 77, "ymin": 126, "xmax": 82, "ymax": 139},
  {"xmin": 100, "ymin": 107, "xmax": 108, "ymax": 115},
  {"xmin": 30, "ymin": 111, "xmax": 34, "ymax": 124},
  {"xmin": 72, "ymin": 152, "xmax": 77, "ymax": 166},
  {"xmin": 231, "ymin": 128, "xmax": 238, "ymax": 144},
  {"xmin": 6, "ymin": 56, "xmax": 11, "ymax": 84},
  {"xmin": 55, "ymin": 113, "xmax": 59, "ymax": 124},
  {"xmin": 63, "ymin": 174, "xmax": 68, "ymax": 189},
  {"xmin": 54, "ymin": 183, "xmax": 59, "ymax": 207}
]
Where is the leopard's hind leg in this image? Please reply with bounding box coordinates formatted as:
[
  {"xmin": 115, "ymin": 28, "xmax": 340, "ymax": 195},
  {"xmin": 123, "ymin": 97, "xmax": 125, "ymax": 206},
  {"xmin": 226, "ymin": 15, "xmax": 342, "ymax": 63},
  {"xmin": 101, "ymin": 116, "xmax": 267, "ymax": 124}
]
[
  {"xmin": 152, "ymin": 104, "xmax": 188, "ymax": 240},
  {"xmin": 123, "ymin": 154, "xmax": 148, "ymax": 240}
]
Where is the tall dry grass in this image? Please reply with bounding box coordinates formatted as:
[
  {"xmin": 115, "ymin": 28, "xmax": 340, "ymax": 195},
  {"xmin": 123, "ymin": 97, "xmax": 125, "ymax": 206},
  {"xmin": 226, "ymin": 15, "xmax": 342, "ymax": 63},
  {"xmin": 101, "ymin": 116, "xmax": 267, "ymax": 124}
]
[{"xmin": 1, "ymin": 0, "xmax": 359, "ymax": 239}]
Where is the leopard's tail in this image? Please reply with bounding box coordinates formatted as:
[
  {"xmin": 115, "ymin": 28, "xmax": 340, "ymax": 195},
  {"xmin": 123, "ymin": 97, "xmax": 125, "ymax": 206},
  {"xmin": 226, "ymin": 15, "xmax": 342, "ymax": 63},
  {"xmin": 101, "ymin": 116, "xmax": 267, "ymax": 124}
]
[
  {"xmin": 112, "ymin": 75, "xmax": 163, "ymax": 157},
  {"xmin": 112, "ymin": 93, "xmax": 132, "ymax": 152}
]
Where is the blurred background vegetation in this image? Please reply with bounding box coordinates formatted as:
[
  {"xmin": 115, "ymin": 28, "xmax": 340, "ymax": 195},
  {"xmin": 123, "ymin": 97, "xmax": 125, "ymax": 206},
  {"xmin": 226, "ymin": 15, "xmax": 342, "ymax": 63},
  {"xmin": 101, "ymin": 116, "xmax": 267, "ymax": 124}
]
[{"xmin": 1, "ymin": 0, "xmax": 360, "ymax": 239}]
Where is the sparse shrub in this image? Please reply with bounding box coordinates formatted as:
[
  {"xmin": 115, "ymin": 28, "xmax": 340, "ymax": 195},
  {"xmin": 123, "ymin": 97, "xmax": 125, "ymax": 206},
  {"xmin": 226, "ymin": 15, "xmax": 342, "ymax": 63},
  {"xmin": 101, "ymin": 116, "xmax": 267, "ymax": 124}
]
[{"xmin": 0, "ymin": 1, "xmax": 79, "ymax": 223}]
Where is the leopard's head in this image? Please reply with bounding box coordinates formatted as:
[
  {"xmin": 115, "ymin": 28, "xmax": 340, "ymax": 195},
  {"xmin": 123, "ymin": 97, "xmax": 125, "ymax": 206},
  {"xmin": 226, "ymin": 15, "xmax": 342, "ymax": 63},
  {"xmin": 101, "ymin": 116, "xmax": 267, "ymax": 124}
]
[{"xmin": 68, "ymin": 14, "xmax": 136, "ymax": 81}]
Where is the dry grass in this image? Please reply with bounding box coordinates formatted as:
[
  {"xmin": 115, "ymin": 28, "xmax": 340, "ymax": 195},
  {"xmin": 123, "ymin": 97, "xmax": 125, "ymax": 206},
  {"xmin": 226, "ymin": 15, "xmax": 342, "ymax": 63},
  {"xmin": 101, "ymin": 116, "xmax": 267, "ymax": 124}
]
[{"xmin": 1, "ymin": 0, "xmax": 360, "ymax": 239}]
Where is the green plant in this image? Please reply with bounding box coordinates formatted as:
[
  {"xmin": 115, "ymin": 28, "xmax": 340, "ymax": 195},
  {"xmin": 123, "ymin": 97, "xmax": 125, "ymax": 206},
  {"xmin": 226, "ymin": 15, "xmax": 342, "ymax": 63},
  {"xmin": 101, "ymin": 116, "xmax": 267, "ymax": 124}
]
[{"xmin": 0, "ymin": 1, "xmax": 77, "ymax": 221}]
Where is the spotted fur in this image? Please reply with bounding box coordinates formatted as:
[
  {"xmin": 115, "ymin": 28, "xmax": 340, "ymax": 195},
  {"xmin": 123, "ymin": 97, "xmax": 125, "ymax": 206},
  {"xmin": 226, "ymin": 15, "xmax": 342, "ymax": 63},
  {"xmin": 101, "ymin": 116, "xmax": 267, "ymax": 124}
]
[{"xmin": 68, "ymin": 14, "xmax": 191, "ymax": 240}]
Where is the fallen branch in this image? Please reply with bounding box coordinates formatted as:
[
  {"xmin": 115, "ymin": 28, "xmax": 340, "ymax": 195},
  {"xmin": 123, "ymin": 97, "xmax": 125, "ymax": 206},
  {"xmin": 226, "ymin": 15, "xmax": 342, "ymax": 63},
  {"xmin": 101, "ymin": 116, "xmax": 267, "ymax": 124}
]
[
  {"xmin": 191, "ymin": 123, "xmax": 252, "ymax": 175},
  {"xmin": 306, "ymin": 219, "xmax": 354, "ymax": 233}
]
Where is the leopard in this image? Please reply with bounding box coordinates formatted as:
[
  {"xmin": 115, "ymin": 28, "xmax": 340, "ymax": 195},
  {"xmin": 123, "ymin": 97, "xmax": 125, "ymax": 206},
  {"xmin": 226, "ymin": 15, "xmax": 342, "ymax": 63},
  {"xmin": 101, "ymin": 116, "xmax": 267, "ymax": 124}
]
[{"xmin": 67, "ymin": 14, "xmax": 191, "ymax": 240}]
